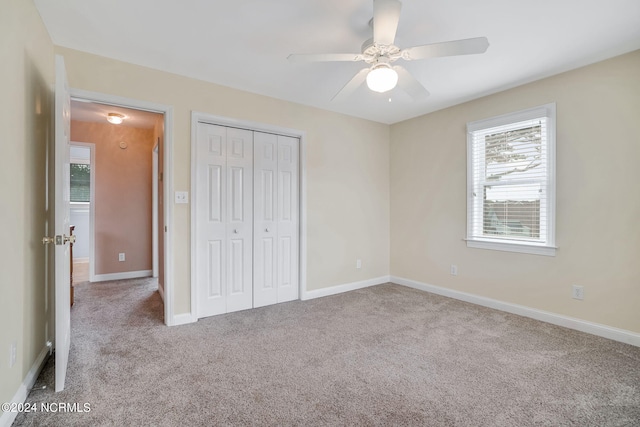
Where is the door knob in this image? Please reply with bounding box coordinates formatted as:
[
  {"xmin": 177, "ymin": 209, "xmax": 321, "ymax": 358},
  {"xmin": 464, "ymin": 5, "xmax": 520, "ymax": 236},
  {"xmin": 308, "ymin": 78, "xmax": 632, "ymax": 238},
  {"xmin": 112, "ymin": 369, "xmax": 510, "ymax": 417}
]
[
  {"xmin": 42, "ymin": 234, "xmax": 76, "ymax": 245},
  {"xmin": 265, "ymin": 228, "xmax": 270, "ymax": 232},
  {"xmin": 42, "ymin": 236, "xmax": 57, "ymax": 245},
  {"xmin": 233, "ymin": 229, "xmax": 239, "ymax": 234}
]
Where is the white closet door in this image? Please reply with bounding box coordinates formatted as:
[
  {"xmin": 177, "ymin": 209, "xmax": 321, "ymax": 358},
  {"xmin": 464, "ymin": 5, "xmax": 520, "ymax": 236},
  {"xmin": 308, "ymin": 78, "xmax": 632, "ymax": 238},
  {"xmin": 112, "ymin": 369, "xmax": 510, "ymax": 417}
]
[
  {"xmin": 196, "ymin": 122, "xmax": 297, "ymax": 318},
  {"xmin": 196, "ymin": 123, "xmax": 228, "ymax": 317},
  {"xmin": 196, "ymin": 124, "xmax": 253, "ymax": 317},
  {"xmin": 276, "ymin": 135, "xmax": 299, "ymax": 303},
  {"xmin": 254, "ymin": 133, "xmax": 299, "ymax": 306},
  {"xmin": 225, "ymin": 127, "xmax": 254, "ymax": 313},
  {"xmin": 253, "ymin": 132, "xmax": 278, "ymax": 307}
]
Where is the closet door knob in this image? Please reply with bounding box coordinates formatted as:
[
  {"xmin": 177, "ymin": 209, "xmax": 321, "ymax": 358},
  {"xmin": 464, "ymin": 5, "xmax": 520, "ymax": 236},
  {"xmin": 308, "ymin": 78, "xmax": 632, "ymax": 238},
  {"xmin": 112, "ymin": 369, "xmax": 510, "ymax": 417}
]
[
  {"xmin": 265, "ymin": 228, "xmax": 270, "ymax": 232},
  {"xmin": 233, "ymin": 229, "xmax": 239, "ymax": 234}
]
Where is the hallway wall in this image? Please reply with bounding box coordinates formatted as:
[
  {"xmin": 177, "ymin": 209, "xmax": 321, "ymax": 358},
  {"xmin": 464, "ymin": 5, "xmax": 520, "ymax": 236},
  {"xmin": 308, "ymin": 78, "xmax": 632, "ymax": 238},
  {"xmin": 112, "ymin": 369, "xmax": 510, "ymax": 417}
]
[{"xmin": 71, "ymin": 120, "xmax": 155, "ymax": 276}]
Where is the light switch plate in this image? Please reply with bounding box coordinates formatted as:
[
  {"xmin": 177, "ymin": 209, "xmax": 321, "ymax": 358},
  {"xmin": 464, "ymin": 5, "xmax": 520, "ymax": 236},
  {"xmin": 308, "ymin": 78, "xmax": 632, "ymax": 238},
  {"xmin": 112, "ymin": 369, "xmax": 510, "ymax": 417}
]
[{"xmin": 175, "ymin": 191, "xmax": 189, "ymax": 204}]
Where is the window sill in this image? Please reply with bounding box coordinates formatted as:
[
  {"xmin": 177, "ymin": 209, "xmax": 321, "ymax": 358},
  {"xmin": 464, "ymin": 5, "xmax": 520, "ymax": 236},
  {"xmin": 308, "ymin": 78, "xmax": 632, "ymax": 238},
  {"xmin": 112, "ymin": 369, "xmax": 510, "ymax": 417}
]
[{"xmin": 466, "ymin": 238, "xmax": 556, "ymax": 257}]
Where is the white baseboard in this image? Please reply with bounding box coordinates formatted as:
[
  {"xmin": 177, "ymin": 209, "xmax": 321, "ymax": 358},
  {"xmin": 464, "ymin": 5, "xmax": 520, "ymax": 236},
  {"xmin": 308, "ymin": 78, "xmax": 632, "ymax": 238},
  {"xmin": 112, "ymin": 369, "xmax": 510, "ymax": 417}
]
[
  {"xmin": 179, "ymin": 276, "xmax": 390, "ymax": 325},
  {"xmin": 301, "ymin": 275, "xmax": 390, "ymax": 301},
  {"xmin": 171, "ymin": 313, "xmax": 196, "ymax": 326},
  {"xmin": 391, "ymin": 276, "xmax": 640, "ymax": 348},
  {"xmin": 0, "ymin": 344, "xmax": 49, "ymax": 427},
  {"xmin": 91, "ymin": 270, "xmax": 152, "ymax": 282},
  {"xmin": 158, "ymin": 284, "xmax": 165, "ymax": 302}
]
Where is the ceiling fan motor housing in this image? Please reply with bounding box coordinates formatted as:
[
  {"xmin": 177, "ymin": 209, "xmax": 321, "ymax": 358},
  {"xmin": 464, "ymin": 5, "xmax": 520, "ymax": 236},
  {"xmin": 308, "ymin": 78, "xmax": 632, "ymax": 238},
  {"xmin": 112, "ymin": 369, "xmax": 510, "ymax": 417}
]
[{"xmin": 361, "ymin": 38, "xmax": 402, "ymax": 64}]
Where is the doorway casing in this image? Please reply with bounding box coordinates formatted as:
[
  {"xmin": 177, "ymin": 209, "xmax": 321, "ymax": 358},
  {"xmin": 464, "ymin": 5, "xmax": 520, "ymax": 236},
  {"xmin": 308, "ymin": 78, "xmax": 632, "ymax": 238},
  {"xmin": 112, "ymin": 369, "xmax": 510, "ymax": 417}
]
[{"xmin": 70, "ymin": 88, "xmax": 176, "ymax": 326}]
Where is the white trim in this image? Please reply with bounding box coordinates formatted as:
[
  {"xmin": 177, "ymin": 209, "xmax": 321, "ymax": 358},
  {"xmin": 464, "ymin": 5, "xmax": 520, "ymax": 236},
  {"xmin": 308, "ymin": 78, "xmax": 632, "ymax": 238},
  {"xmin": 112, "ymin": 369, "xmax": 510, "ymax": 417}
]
[
  {"xmin": 171, "ymin": 313, "xmax": 195, "ymax": 326},
  {"xmin": 69, "ymin": 88, "xmax": 175, "ymax": 326},
  {"xmin": 92, "ymin": 270, "xmax": 152, "ymax": 282},
  {"xmin": 0, "ymin": 345, "xmax": 49, "ymax": 427},
  {"xmin": 466, "ymin": 239, "xmax": 557, "ymax": 256},
  {"xmin": 152, "ymin": 143, "xmax": 159, "ymax": 279},
  {"xmin": 300, "ymin": 276, "xmax": 391, "ymax": 301},
  {"xmin": 164, "ymin": 109, "xmax": 175, "ymax": 326},
  {"xmin": 391, "ymin": 276, "xmax": 640, "ymax": 347},
  {"xmin": 190, "ymin": 112, "xmax": 307, "ymax": 321},
  {"xmin": 299, "ymin": 131, "xmax": 307, "ymax": 308},
  {"xmin": 189, "ymin": 115, "xmax": 199, "ymax": 322},
  {"xmin": 467, "ymin": 104, "xmax": 554, "ymax": 131},
  {"xmin": 158, "ymin": 282, "xmax": 165, "ymax": 302}
]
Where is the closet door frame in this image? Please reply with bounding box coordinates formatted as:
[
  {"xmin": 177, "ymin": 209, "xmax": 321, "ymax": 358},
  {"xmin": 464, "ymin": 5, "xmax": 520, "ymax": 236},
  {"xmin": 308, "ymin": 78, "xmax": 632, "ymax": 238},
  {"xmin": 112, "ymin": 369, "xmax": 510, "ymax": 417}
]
[{"xmin": 190, "ymin": 112, "xmax": 307, "ymax": 321}]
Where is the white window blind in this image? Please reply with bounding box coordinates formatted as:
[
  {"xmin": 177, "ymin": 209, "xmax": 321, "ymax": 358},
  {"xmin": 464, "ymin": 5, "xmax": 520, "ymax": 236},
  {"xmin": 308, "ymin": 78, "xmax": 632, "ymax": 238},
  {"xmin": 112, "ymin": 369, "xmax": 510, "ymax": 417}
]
[{"xmin": 466, "ymin": 103, "xmax": 556, "ymax": 256}]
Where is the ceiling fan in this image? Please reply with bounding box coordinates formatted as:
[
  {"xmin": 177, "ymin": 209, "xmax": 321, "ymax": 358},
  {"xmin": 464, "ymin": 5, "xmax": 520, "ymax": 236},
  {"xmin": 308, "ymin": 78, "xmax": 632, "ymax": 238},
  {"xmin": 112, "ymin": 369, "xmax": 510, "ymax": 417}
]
[{"xmin": 287, "ymin": 0, "xmax": 489, "ymax": 101}]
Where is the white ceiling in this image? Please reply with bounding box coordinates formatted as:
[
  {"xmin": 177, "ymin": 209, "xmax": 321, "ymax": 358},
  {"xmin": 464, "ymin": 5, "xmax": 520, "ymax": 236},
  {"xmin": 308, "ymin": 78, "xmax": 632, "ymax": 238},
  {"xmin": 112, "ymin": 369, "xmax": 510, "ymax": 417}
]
[{"xmin": 35, "ymin": 0, "xmax": 640, "ymax": 124}]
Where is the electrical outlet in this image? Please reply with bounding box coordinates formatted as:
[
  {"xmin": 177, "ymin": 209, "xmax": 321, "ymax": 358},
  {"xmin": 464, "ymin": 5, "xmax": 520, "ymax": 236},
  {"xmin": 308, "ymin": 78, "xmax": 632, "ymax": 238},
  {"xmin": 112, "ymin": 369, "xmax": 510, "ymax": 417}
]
[
  {"xmin": 119, "ymin": 253, "xmax": 125, "ymax": 262},
  {"xmin": 9, "ymin": 342, "xmax": 17, "ymax": 368},
  {"xmin": 572, "ymin": 285, "xmax": 584, "ymax": 300},
  {"xmin": 450, "ymin": 264, "xmax": 458, "ymax": 276},
  {"xmin": 356, "ymin": 259, "xmax": 362, "ymax": 269},
  {"xmin": 175, "ymin": 191, "xmax": 189, "ymax": 204}
]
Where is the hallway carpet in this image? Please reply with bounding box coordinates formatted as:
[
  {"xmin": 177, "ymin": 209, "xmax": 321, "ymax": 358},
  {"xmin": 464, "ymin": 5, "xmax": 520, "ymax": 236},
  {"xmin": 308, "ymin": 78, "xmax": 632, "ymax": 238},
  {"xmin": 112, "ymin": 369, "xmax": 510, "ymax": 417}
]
[{"xmin": 14, "ymin": 278, "xmax": 640, "ymax": 426}]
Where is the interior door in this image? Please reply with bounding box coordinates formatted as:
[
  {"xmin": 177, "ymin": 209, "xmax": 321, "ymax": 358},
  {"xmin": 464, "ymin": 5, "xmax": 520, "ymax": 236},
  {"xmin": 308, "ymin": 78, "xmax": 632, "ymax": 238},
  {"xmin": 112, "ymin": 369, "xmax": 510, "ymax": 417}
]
[{"xmin": 54, "ymin": 54, "xmax": 72, "ymax": 392}]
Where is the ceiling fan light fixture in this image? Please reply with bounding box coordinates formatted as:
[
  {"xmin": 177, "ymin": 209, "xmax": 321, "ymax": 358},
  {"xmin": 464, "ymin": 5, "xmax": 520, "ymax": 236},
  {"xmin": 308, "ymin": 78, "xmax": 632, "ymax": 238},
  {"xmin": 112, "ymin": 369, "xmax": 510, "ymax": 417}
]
[
  {"xmin": 107, "ymin": 113, "xmax": 125, "ymax": 125},
  {"xmin": 366, "ymin": 64, "xmax": 398, "ymax": 93}
]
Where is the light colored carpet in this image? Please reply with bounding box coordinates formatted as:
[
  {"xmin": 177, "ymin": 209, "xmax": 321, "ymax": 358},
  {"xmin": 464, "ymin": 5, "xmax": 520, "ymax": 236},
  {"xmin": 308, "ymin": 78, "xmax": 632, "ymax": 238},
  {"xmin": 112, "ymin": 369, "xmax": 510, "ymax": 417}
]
[{"xmin": 14, "ymin": 278, "xmax": 640, "ymax": 426}]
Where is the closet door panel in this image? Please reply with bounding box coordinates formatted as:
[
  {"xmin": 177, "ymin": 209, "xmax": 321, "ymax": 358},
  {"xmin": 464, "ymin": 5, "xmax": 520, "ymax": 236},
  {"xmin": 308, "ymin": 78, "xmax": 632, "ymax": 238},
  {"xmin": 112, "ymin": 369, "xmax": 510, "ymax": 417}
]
[
  {"xmin": 196, "ymin": 123, "xmax": 227, "ymax": 318},
  {"xmin": 253, "ymin": 132, "xmax": 278, "ymax": 308},
  {"xmin": 277, "ymin": 136, "xmax": 299, "ymax": 303},
  {"xmin": 225, "ymin": 127, "xmax": 253, "ymax": 313}
]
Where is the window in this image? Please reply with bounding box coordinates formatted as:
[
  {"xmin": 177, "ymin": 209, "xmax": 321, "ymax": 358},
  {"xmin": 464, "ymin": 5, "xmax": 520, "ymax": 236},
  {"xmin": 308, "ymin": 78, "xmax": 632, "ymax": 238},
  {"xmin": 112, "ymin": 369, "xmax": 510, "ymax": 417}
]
[
  {"xmin": 70, "ymin": 163, "xmax": 91, "ymax": 202},
  {"xmin": 466, "ymin": 103, "xmax": 556, "ymax": 256}
]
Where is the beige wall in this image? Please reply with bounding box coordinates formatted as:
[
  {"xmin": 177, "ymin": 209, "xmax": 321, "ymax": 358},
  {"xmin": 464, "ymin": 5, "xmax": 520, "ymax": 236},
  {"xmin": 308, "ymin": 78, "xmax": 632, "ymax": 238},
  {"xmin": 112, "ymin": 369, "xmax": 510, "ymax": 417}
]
[
  {"xmin": 71, "ymin": 121, "xmax": 155, "ymax": 275},
  {"xmin": 0, "ymin": 0, "xmax": 54, "ymax": 412},
  {"xmin": 56, "ymin": 46, "xmax": 391, "ymax": 314},
  {"xmin": 390, "ymin": 50, "xmax": 640, "ymax": 333}
]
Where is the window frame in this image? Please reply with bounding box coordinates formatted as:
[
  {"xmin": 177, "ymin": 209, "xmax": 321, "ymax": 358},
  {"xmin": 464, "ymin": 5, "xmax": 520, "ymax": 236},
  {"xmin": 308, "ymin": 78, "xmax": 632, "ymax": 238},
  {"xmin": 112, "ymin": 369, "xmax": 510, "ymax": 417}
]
[
  {"xmin": 466, "ymin": 103, "xmax": 556, "ymax": 256},
  {"xmin": 70, "ymin": 162, "xmax": 91, "ymax": 203}
]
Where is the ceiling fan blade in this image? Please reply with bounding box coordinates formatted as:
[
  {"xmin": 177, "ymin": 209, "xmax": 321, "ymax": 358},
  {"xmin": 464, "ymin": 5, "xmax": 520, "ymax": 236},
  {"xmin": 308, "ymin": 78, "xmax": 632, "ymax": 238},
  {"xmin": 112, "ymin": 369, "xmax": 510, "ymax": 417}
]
[
  {"xmin": 394, "ymin": 66, "xmax": 429, "ymax": 101},
  {"xmin": 331, "ymin": 68, "xmax": 369, "ymax": 102},
  {"xmin": 402, "ymin": 37, "xmax": 489, "ymax": 60},
  {"xmin": 287, "ymin": 53, "xmax": 363, "ymax": 63},
  {"xmin": 373, "ymin": 0, "xmax": 402, "ymax": 45}
]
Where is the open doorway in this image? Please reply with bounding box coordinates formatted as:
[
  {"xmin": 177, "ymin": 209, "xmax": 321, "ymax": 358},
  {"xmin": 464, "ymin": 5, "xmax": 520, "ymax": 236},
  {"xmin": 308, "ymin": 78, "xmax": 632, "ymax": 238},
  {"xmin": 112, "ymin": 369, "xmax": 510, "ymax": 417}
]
[
  {"xmin": 69, "ymin": 100, "xmax": 166, "ymax": 317},
  {"xmin": 69, "ymin": 143, "xmax": 93, "ymax": 284}
]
